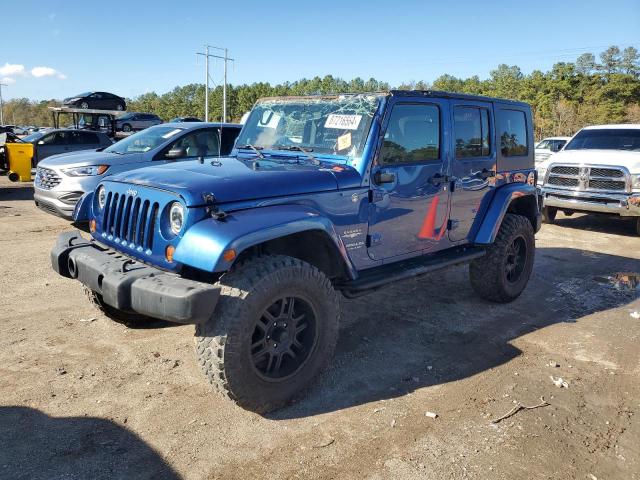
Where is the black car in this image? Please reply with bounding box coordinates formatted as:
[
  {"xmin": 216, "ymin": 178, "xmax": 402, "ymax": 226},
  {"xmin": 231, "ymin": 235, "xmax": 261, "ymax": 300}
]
[
  {"xmin": 63, "ymin": 92, "xmax": 126, "ymax": 111},
  {"xmin": 169, "ymin": 116, "xmax": 202, "ymax": 122}
]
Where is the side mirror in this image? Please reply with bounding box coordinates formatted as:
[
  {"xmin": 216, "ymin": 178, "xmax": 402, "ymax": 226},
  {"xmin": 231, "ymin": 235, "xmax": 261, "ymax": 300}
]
[
  {"xmin": 551, "ymin": 144, "xmax": 563, "ymax": 152},
  {"xmin": 165, "ymin": 146, "xmax": 186, "ymax": 159},
  {"xmin": 374, "ymin": 171, "xmax": 395, "ymax": 184}
]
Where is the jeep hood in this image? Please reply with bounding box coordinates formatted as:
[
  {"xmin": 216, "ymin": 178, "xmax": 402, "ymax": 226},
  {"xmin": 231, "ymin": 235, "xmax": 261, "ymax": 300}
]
[
  {"xmin": 38, "ymin": 150, "xmax": 144, "ymax": 168},
  {"xmin": 106, "ymin": 156, "xmax": 362, "ymax": 206},
  {"xmin": 545, "ymin": 149, "xmax": 640, "ymax": 173}
]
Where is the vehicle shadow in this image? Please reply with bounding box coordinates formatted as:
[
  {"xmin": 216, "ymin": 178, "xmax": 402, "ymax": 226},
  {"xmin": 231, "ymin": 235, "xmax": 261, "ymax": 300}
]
[
  {"xmin": 553, "ymin": 212, "xmax": 638, "ymax": 237},
  {"xmin": 0, "ymin": 183, "xmax": 34, "ymax": 201},
  {"xmin": 270, "ymin": 246, "xmax": 640, "ymax": 419},
  {"xmin": 0, "ymin": 406, "xmax": 181, "ymax": 480}
]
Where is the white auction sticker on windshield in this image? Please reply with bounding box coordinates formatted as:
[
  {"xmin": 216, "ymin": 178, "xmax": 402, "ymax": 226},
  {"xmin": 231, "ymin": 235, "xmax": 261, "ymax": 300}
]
[
  {"xmin": 325, "ymin": 114, "xmax": 362, "ymax": 130},
  {"xmin": 162, "ymin": 129, "xmax": 182, "ymax": 139}
]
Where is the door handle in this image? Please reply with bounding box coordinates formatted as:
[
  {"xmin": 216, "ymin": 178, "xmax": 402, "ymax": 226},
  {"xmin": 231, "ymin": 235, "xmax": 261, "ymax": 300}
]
[
  {"xmin": 430, "ymin": 173, "xmax": 450, "ymax": 185},
  {"xmin": 478, "ymin": 169, "xmax": 495, "ymax": 179},
  {"xmin": 374, "ymin": 171, "xmax": 395, "ymax": 184}
]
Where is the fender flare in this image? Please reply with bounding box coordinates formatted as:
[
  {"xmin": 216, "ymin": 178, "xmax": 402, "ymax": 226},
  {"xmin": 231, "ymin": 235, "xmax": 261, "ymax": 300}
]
[
  {"xmin": 73, "ymin": 191, "xmax": 94, "ymax": 222},
  {"xmin": 173, "ymin": 204, "xmax": 357, "ymax": 278},
  {"xmin": 473, "ymin": 183, "xmax": 538, "ymax": 245}
]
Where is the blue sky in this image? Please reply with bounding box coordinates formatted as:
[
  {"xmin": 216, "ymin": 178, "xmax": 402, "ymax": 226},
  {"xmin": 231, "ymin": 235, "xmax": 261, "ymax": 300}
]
[{"xmin": 1, "ymin": 0, "xmax": 639, "ymax": 101}]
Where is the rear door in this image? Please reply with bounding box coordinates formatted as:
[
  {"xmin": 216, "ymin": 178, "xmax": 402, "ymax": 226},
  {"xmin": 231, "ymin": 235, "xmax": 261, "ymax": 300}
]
[
  {"xmin": 367, "ymin": 97, "xmax": 451, "ymax": 261},
  {"xmin": 448, "ymin": 101, "xmax": 496, "ymax": 242}
]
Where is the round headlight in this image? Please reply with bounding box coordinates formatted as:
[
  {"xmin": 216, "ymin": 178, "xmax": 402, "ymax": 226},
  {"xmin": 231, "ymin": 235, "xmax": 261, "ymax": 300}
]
[
  {"xmin": 169, "ymin": 202, "xmax": 184, "ymax": 235},
  {"xmin": 97, "ymin": 186, "xmax": 107, "ymax": 210}
]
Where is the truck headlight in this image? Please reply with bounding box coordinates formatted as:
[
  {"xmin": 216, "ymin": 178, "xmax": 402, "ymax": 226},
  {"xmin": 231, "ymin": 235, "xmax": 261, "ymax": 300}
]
[
  {"xmin": 97, "ymin": 186, "xmax": 107, "ymax": 210},
  {"xmin": 537, "ymin": 166, "xmax": 547, "ymax": 185},
  {"xmin": 632, "ymin": 174, "xmax": 640, "ymax": 192},
  {"xmin": 169, "ymin": 202, "xmax": 185, "ymax": 235},
  {"xmin": 62, "ymin": 165, "xmax": 109, "ymax": 177}
]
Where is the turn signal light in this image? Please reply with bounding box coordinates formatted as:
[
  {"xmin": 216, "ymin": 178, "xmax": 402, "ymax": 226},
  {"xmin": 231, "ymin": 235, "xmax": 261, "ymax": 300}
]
[
  {"xmin": 165, "ymin": 245, "xmax": 175, "ymax": 263},
  {"xmin": 223, "ymin": 249, "xmax": 236, "ymax": 262},
  {"xmin": 89, "ymin": 219, "xmax": 96, "ymax": 232}
]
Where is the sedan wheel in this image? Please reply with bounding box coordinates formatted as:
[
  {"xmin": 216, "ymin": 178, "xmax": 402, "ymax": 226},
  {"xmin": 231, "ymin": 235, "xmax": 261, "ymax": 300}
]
[
  {"xmin": 116, "ymin": 104, "xmax": 124, "ymax": 111},
  {"xmin": 80, "ymin": 102, "xmax": 89, "ymax": 109}
]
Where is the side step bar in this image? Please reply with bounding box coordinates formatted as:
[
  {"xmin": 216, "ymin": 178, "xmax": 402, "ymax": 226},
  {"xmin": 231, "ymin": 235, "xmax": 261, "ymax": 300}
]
[{"xmin": 337, "ymin": 247, "xmax": 486, "ymax": 298}]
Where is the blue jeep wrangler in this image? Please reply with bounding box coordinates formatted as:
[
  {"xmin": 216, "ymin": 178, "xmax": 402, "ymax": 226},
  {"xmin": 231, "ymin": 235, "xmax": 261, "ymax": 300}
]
[{"xmin": 52, "ymin": 91, "xmax": 540, "ymax": 412}]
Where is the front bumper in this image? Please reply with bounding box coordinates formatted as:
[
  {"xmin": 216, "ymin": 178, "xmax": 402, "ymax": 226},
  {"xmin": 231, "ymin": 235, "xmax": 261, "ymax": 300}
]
[
  {"xmin": 51, "ymin": 231, "xmax": 220, "ymax": 324},
  {"xmin": 34, "ymin": 187, "xmax": 77, "ymax": 219},
  {"xmin": 541, "ymin": 187, "xmax": 640, "ymax": 217}
]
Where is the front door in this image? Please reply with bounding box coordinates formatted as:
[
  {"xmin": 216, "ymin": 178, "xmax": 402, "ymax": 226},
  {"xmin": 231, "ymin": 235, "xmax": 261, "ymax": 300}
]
[
  {"xmin": 367, "ymin": 99, "xmax": 451, "ymax": 261},
  {"xmin": 448, "ymin": 101, "xmax": 496, "ymax": 242}
]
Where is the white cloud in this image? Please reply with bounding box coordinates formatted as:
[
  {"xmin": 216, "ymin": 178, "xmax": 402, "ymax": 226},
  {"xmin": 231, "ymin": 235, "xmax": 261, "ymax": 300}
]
[
  {"xmin": 0, "ymin": 63, "xmax": 26, "ymax": 77},
  {"xmin": 1, "ymin": 77, "xmax": 16, "ymax": 85},
  {"xmin": 31, "ymin": 66, "xmax": 66, "ymax": 80}
]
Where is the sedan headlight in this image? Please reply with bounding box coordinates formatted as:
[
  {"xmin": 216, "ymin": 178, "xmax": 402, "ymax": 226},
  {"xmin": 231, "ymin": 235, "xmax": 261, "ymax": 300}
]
[
  {"xmin": 96, "ymin": 186, "xmax": 107, "ymax": 210},
  {"xmin": 632, "ymin": 174, "xmax": 640, "ymax": 192},
  {"xmin": 169, "ymin": 202, "xmax": 185, "ymax": 235},
  {"xmin": 62, "ymin": 165, "xmax": 109, "ymax": 177}
]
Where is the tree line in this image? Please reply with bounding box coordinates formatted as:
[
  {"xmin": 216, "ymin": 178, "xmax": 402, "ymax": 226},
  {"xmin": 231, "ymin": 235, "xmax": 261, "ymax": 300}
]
[{"xmin": 3, "ymin": 45, "xmax": 639, "ymax": 139}]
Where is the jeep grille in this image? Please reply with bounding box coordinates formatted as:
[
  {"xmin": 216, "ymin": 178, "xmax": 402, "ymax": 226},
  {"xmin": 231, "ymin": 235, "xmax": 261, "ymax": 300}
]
[
  {"xmin": 101, "ymin": 191, "xmax": 159, "ymax": 251},
  {"xmin": 547, "ymin": 164, "xmax": 629, "ymax": 192},
  {"xmin": 35, "ymin": 167, "xmax": 61, "ymax": 190}
]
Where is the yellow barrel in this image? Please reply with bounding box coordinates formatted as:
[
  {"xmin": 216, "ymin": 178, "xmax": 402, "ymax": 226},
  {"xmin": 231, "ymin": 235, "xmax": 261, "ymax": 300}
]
[{"xmin": 6, "ymin": 142, "xmax": 34, "ymax": 182}]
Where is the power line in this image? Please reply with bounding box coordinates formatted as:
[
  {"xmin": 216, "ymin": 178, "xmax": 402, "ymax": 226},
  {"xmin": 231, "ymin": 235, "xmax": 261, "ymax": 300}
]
[
  {"xmin": 196, "ymin": 45, "xmax": 234, "ymax": 122},
  {"xmin": 0, "ymin": 83, "xmax": 7, "ymax": 125}
]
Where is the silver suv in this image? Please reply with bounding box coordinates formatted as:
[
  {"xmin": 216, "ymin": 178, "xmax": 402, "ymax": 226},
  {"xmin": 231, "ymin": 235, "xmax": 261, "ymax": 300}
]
[
  {"xmin": 34, "ymin": 123, "xmax": 242, "ymax": 219},
  {"xmin": 115, "ymin": 113, "xmax": 162, "ymax": 132}
]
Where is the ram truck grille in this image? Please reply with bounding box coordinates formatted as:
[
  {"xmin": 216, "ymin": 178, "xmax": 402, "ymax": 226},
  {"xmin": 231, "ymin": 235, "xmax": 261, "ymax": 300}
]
[{"xmin": 547, "ymin": 165, "xmax": 629, "ymax": 193}]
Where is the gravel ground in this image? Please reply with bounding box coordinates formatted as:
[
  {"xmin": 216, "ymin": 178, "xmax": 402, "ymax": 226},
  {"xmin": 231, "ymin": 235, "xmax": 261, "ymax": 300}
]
[{"xmin": 1, "ymin": 177, "xmax": 639, "ymax": 480}]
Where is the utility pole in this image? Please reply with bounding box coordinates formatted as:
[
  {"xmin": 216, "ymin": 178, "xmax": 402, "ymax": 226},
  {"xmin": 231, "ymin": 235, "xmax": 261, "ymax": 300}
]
[
  {"xmin": 0, "ymin": 82, "xmax": 6, "ymax": 125},
  {"xmin": 196, "ymin": 45, "xmax": 234, "ymax": 122}
]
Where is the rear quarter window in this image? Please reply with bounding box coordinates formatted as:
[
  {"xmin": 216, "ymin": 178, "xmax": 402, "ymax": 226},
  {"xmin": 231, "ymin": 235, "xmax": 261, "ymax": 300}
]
[{"xmin": 497, "ymin": 109, "xmax": 528, "ymax": 157}]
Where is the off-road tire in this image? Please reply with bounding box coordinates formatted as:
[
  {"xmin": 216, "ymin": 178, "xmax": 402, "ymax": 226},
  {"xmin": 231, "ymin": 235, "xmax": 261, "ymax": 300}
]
[
  {"xmin": 195, "ymin": 255, "xmax": 340, "ymax": 413},
  {"xmin": 542, "ymin": 206, "xmax": 557, "ymax": 223},
  {"xmin": 84, "ymin": 288, "xmax": 149, "ymax": 325},
  {"xmin": 469, "ymin": 214, "xmax": 535, "ymax": 303}
]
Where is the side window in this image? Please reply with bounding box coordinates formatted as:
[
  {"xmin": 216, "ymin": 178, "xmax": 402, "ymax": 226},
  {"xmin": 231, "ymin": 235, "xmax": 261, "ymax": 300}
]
[
  {"xmin": 221, "ymin": 127, "xmax": 241, "ymax": 154},
  {"xmin": 497, "ymin": 109, "xmax": 528, "ymax": 157},
  {"xmin": 536, "ymin": 140, "xmax": 550, "ymax": 149},
  {"xmin": 170, "ymin": 130, "xmax": 220, "ymax": 158},
  {"xmin": 454, "ymin": 106, "xmax": 491, "ymax": 158},
  {"xmin": 81, "ymin": 132, "xmax": 100, "ymax": 144},
  {"xmin": 42, "ymin": 132, "xmax": 67, "ymax": 145},
  {"xmin": 379, "ymin": 103, "xmax": 440, "ymax": 164}
]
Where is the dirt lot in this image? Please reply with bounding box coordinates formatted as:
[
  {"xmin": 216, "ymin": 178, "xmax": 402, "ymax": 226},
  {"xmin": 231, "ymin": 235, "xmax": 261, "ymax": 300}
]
[{"xmin": 1, "ymin": 176, "xmax": 639, "ymax": 480}]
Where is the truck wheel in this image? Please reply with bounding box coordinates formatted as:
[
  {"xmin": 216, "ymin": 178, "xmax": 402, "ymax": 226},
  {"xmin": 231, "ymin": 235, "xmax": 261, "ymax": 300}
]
[
  {"xmin": 469, "ymin": 214, "xmax": 535, "ymax": 303},
  {"xmin": 542, "ymin": 206, "xmax": 557, "ymax": 223},
  {"xmin": 195, "ymin": 255, "xmax": 340, "ymax": 413},
  {"xmin": 84, "ymin": 288, "xmax": 149, "ymax": 325}
]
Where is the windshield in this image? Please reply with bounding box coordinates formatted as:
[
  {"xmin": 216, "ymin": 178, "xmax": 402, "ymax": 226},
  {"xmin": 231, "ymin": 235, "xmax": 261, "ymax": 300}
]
[
  {"xmin": 23, "ymin": 132, "xmax": 45, "ymax": 143},
  {"xmin": 104, "ymin": 125, "xmax": 184, "ymax": 154},
  {"xmin": 565, "ymin": 129, "xmax": 640, "ymax": 151},
  {"xmin": 235, "ymin": 94, "xmax": 381, "ymax": 161}
]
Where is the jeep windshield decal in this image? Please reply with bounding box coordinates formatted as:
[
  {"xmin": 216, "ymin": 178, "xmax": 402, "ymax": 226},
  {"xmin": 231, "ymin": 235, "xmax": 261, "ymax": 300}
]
[{"xmin": 235, "ymin": 94, "xmax": 381, "ymax": 163}]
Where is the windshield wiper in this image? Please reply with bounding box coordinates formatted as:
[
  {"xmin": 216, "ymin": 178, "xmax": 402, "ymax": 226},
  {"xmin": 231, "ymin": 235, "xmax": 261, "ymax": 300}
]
[
  {"xmin": 236, "ymin": 144, "xmax": 264, "ymax": 158},
  {"xmin": 272, "ymin": 145, "xmax": 319, "ymax": 165}
]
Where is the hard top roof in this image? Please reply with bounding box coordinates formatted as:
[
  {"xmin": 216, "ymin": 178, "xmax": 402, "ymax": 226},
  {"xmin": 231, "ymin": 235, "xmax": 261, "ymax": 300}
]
[{"xmin": 255, "ymin": 90, "xmax": 529, "ymax": 108}]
